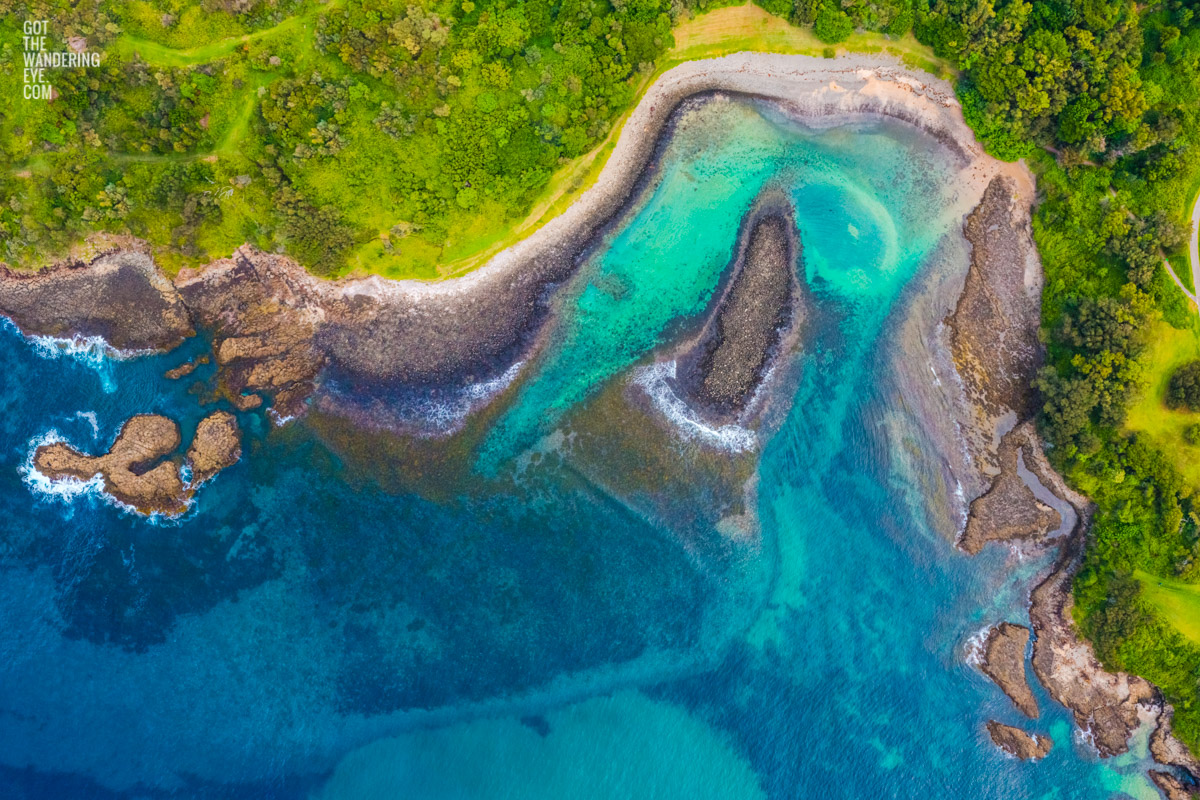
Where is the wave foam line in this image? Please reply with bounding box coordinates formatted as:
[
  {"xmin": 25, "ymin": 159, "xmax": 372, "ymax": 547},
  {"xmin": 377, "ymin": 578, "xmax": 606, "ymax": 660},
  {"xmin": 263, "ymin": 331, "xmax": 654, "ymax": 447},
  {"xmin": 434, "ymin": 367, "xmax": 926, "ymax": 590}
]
[{"xmin": 632, "ymin": 361, "xmax": 757, "ymax": 453}]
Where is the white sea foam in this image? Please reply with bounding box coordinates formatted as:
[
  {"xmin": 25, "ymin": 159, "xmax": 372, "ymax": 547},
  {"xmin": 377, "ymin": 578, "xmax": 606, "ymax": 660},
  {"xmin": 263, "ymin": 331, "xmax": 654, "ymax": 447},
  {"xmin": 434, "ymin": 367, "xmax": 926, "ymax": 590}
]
[
  {"xmin": 1, "ymin": 318, "xmax": 154, "ymax": 394},
  {"xmin": 73, "ymin": 410, "xmax": 100, "ymax": 439},
  {"xmin": 266, "ymin": 408, "xmax": 297, "ymax": 428},
  {"xmin": 963, "ymin": 624, "xmax": 991, "ymax": 667},
  {"xmin": 406, "ymin": 360, "xmax": 525, "ymax": 433},
  {"xmin": 632, "ymin": 360, "xmax": 757, "ymax": 453}
]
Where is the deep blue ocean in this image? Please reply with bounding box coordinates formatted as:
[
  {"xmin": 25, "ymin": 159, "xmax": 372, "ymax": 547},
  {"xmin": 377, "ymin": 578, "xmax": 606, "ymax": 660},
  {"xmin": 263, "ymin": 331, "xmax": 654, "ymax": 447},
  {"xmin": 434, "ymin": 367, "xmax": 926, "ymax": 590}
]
[{"xmin": 0, "ymin": 98, "xmax": 1163, "ymax": 798}]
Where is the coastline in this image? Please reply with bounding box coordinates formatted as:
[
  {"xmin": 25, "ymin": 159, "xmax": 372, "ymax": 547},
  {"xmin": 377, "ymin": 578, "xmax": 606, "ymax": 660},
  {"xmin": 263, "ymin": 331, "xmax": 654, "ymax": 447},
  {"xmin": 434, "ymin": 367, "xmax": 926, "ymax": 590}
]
[
  {"xmin": 0, "ymin": 52, "xmax": 1025, "ymax": 428},
  {"xmin": 2, "ymin": 50, "xmax": 1195, "ymax": 792}
]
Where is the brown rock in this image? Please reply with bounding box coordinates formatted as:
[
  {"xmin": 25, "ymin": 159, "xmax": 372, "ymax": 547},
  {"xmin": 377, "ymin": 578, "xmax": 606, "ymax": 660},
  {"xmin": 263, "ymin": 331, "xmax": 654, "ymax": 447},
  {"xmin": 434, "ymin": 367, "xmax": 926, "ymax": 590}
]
[
  {"xmin": 186, "ymin": 411, "xmax": 241, "ymax": 485},
  {"xmin": 1150, "ymin": 771, "xmax": 1200, "ymax": 800},
  {"xmin": 34, "ymin": 415, "xmax": 186, "ymax": 515},
  {"xmin": 0, "ymin": 251, "xmax": 193, "ymax": 351},
  {"xmin": 980, "ymin": 623, "xmax": 1039, "ymax": 718},
  {"xmin": 164, "ymin": 354, "xmax": 209, "ymax": 380},
  {"xmin": 986, "ymin": 721, "xmax": 1053, "ymax": 760},
  {"xmin": 946, "ymin": 176, "xmax": 1043, "ymax": 477},
  {"xmin": 1030, "ymin": 519, "xmax": 1158, "ymax": 756},
  {"xmin": 1152, "ymin": 706, "xmax": 1200, "ymax": 784},
  {"xmin": 960, "ymin": 426, "xmax": 1061, "ymax": 554}
]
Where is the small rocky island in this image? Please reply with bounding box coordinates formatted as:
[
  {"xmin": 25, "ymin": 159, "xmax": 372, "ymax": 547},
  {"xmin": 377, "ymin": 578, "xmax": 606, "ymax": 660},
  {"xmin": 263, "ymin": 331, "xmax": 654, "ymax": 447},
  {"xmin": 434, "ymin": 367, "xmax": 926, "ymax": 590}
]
[
  {"xmin": 986, "ymin": 721, "xmax": 1053, "ymax": 761},
  {"xmin": 671, "ymin": 190, "xmax": 801, "ymax": 425},
  {"xmin": 34, "ymin": 410, "xmax": 241, "ymax": 516},
  {"xmin": 979, "ymin": 622, "xmax": 1039, "ymax": 718}
]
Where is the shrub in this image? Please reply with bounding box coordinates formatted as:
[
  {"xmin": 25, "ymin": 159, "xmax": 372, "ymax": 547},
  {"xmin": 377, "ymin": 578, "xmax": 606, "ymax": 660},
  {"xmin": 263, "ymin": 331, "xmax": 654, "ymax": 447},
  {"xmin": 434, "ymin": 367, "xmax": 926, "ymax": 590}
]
[
  {"xmin": 813, "ymin": 3, "xmax": 853, "ymax": 43},
  {"xmin": 1167, "ymin": 361, "xmax": 1200, "ymax": 411}
]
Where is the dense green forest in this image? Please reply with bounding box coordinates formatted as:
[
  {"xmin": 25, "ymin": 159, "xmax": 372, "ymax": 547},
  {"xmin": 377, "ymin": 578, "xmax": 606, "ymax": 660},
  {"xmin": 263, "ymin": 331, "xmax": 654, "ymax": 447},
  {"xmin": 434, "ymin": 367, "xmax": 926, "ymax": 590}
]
[{"xmin": 3, "ymin": 0, "xmax": 1200, "ymax": 755}]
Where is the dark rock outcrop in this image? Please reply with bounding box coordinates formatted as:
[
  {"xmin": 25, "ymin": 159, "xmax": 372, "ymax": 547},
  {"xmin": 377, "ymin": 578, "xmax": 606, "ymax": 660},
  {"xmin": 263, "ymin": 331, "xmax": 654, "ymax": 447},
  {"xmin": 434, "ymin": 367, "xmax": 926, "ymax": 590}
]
[
  {"xmin": 979, "ymin": 622, "xmax": 1039, "ymax": 718},
  {"xmin": 0, "ymin": 251, "xmax": 193, "ymax": 352},
  {"xmin": 986, "ymin": 721, "xmax": 1053, "ymax": 760},
  {"xmin": 959, "ymin": 426, "xmax": 1061, "ymax": 554},
  {"xmin": 672, "ymin": 192, "xmax": 800, "ymax": 423},
  {"xmin": 34, "ymin": 414, "xmax": 186, "ymax": 515}
]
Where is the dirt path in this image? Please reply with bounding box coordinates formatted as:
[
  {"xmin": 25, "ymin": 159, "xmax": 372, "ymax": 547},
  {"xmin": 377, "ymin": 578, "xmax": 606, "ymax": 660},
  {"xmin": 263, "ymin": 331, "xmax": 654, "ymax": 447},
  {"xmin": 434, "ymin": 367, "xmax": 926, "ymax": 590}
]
[{"xmin": 1190, "ymin": 192, "xmax": 1200, "ymax": 301}]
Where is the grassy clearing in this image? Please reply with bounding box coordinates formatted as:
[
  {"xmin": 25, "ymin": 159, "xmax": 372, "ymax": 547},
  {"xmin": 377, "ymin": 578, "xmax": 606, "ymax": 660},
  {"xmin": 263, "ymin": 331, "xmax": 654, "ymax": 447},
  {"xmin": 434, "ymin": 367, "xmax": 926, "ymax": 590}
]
[
  {"xmin": 1125, "ymin": 320, "xmax": 1200, "ymax": 483},
  {"xmin": 1136, "ymin": 570, "xmax": 1200, "ymax": 645}
]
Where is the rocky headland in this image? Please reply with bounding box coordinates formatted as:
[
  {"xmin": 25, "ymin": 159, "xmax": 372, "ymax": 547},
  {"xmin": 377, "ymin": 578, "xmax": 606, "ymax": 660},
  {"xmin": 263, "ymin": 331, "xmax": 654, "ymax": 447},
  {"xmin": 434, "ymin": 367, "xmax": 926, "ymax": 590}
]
[
  {"xmin": 33, "ymin": 410, "xmax": 242, "ymax": 516},
  {"xmin": 987, "ymin": 721, "xmax": 1054, "ymax": 761}
]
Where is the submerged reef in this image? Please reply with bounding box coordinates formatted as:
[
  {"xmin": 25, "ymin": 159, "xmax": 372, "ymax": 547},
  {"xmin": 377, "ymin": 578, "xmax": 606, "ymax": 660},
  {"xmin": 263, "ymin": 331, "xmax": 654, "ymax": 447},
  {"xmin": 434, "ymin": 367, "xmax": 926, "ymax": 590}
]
[{"xmin": 33, "ymin": 410, "xmax": 241, "ymax": 516}]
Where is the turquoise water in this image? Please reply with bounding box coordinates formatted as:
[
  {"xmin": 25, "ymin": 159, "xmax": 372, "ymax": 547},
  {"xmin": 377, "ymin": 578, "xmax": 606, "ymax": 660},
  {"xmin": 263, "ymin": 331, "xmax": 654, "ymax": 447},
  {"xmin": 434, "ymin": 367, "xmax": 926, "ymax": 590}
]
[{"xmin": 0, "ymin": 98, "xmax": 1162, "ymax": 798}]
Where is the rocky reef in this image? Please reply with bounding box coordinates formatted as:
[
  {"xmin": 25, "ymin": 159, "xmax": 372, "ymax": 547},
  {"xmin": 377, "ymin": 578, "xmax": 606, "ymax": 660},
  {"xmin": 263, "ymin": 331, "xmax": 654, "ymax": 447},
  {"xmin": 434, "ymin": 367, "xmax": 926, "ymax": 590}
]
[
  {"xmin": 671, "ymin": 191, "xmax": 802, "ymax": 425},
  {"xmin": 34, "ymin": 410, "xmax": 242, "ymax": 516},
  {"xmin": 34, "ymin": 414, "xmax": 186, "ymax": 515},
  {"xmin": 978, "ymin": 622, "xmax": 1039, "ymax": 718},
  {"xmin": 186, "ymin": 411, "xmax": 242, "ymax": 484},
  {"xmin": 986, "ymin": 721, "xmax": 1053, "ymax": 761},
  {"xmin": 946, "ymin": 176, "xmax": 1043, "ymax": 479}
]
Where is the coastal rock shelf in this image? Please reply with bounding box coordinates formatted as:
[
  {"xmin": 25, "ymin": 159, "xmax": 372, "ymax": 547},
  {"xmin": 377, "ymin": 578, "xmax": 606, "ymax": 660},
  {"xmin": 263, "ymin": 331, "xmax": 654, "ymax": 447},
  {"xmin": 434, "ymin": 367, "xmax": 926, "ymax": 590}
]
[{"xmin": 33, "ymin": 410, "xmax": 242, "ymax": 516}]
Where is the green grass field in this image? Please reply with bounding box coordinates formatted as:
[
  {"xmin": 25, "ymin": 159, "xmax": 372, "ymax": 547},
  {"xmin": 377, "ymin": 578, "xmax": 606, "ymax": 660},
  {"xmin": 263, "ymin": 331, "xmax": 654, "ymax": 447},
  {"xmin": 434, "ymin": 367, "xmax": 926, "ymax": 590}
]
[
  {"xmin": 1125, "ymin": 320, "xmax": 1200, "ymax": 484},
  {"xmin": 1136, "ymin": 570, "xmax": 1200, "ymax": 645},
  {"xmin": 4, "ymin": 3, "xmax": 949, "ymax": 280}
]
